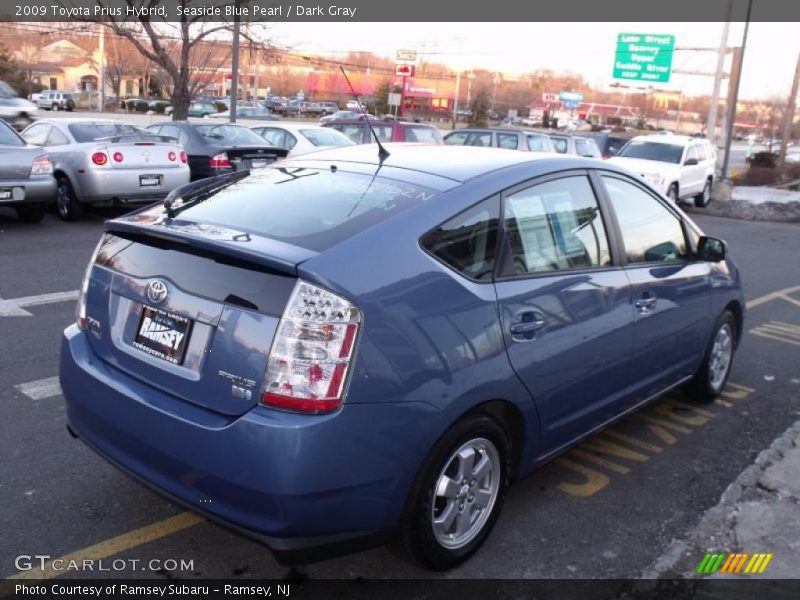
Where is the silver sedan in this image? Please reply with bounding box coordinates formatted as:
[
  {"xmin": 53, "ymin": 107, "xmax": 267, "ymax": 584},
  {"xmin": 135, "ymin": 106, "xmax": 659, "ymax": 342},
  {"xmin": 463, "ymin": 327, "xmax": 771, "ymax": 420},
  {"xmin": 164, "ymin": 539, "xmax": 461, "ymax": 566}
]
[{"xmin": 21, "ymin": 118, "xmax": 190, "ymax": 221}]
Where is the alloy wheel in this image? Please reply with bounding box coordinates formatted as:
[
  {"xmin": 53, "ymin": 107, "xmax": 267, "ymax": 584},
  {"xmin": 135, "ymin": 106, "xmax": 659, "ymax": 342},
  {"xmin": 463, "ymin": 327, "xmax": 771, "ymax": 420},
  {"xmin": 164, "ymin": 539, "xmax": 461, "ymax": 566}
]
[
  {"xmin": 431, "ymin": 437, "xmax": 501, "ymax": 550},
  {"xmin": 708, "ymin": 323, "xmax": 733, "ymax": 390}
]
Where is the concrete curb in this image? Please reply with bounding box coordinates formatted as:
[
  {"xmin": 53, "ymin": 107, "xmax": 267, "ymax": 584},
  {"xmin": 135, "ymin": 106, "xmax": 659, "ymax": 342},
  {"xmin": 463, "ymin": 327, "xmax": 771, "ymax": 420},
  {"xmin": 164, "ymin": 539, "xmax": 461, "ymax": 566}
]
[
  {"xmin": 684, "ymin": 199, "xmax": 800, "ymax": 223},
  {"xmin": 639, "ymin": 420, "xmax": 800, "ymax": 580}
]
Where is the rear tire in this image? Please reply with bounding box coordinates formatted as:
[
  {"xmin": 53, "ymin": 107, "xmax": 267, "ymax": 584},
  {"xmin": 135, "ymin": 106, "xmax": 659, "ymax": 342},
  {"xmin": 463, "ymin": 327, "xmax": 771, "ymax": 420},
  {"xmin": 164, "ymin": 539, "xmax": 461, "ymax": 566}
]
[
  {"xmin": 684, "ymin": 310, "xmax": 737, "ymax": 403},
  {"xmin": 14, "ymin": 204, "xmax": 45, "ymax": 223},
  {"xmin": 52, "ymin": 104, "xmax": 59, "ymax": 112},
  {"xmin": 394, "ymin": 413, "xmax": 510, "ymax": 570},
  {"xmin": 694, "ymin": 178, "xmax": 712, "ymax": 208},
  {"xmin": 56, "ymin": 177, "xmax": 83, "ymax": 221}
]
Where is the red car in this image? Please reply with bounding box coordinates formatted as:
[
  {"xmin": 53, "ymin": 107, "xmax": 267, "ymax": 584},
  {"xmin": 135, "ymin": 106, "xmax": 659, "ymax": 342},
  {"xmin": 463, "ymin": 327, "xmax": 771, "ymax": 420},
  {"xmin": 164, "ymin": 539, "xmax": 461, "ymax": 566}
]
[{"xmin": 323, "ymin": 118, "xmax": 443, "ymax": 144}]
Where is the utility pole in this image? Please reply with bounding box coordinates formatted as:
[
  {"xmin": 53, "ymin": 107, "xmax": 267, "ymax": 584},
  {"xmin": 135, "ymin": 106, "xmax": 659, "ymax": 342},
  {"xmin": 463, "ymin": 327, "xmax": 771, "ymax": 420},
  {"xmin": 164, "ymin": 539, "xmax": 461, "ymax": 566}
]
[
  {"xmin": 707, "ymin": 1, "xmax": 733, "ymax": 145},
  {"xmin": 778, "ymin": 51, "xmax": 800, "ymax": 168},
  {"xmin": 720, "ymin": 0, "xmax": 753, "ymax": 181},
  {"xmin": 229, "ymin": 0, "xmax": 241, "ymax": 123},
  {"xmin": 97, "ymin": 23, "xmax": 105, "ymax": 113}
]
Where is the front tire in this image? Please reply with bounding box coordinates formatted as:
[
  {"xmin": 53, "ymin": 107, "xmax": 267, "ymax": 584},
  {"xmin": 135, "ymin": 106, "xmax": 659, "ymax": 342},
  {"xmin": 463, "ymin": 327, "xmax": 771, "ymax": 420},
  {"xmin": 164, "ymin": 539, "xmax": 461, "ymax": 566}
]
[
  {"xmin": 56, "ymin": 177, "xmax": 84, "ymax": 221},
  {"xmin": 395, "ymin": 413, "xmax": 510, "ymax": 570},
  {"xmin": 685, "ymin": 310, "xmax": 737, "ymax": 403},
  {"xmin": 667, "ymin": 183, "xmax": 679, "ymax": 204},
  {"xmin": 695, "ymin": 178, "xmax": 712, "ymax": 208},
  {"xmin": 14, "ymin": 204, "xmax": 45, "ymax": 223}
]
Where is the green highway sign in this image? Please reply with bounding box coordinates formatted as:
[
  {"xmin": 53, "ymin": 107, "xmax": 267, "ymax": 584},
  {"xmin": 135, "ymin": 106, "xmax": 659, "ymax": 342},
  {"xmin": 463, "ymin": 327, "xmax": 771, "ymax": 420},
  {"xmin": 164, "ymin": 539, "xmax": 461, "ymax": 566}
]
[{"xmin": 613, "ymin": 32, "xmax": 675, "ymax": 83}]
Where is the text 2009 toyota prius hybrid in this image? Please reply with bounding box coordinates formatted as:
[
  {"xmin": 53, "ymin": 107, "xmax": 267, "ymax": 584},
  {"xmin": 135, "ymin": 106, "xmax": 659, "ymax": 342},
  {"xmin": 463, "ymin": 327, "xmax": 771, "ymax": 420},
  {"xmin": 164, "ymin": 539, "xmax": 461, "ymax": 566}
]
[{"xmin": 61, "ymin": 144, "xmax": 744, "ymax": 570}]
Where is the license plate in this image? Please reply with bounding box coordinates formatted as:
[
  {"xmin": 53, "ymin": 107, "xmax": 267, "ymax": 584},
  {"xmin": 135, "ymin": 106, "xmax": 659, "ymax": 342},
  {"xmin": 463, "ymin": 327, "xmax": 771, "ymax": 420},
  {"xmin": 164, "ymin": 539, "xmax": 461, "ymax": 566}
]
[
  {"xmin": 139, "ymin": 175, "xmax": 162, "ymax": 187},
  {"xmin": 0, "ymin": 188, "xmax": 12, "ymax": 201},
  {"xmin": 133, "ymin": 306, "xmax": 192, "ymax": 365},
  {"xmin": 250, "ymin": 159, "xmax": 267, "ymax": 169}
]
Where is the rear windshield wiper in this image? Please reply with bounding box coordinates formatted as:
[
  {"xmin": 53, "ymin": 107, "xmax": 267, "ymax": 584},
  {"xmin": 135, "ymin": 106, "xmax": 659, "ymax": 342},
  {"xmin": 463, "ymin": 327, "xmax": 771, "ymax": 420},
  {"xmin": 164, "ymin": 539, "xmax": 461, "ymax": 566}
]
[{"xmin": 163, "ymin": 170, "xmax": 251, "ymax": 219}]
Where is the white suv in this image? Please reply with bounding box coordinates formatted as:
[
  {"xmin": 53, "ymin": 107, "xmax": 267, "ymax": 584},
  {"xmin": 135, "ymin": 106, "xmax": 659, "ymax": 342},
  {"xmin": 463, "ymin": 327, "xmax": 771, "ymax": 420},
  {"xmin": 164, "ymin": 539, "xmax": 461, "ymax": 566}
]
[{"xmin": 608, "ymin": 134, "xmax": 717, "ymax": 207}]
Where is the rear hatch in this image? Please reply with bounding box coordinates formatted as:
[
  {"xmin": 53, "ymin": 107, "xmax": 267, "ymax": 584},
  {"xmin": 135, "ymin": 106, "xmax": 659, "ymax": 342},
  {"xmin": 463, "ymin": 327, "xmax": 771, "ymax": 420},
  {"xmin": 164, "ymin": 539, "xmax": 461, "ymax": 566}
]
[
  {"xmin": 0, "ymin": 145, "xmax": 38, "ymax": 180},
  {"xmin": 84, "ymin": 214, "xmax": 316, "ymax": 417},
  {"xmin": 222, "ymin": 145, "xmax": 288, "ymax": 170}
]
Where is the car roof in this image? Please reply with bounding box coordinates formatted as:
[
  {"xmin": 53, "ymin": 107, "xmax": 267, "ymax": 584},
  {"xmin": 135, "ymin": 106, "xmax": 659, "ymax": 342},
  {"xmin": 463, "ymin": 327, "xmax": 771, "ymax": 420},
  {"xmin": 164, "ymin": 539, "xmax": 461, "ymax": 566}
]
[
  {"xmin": 446, "ymin": 127, "xmax": 545, "ymax": 135},
  {"xmin": 40, "ymin": 118, "xmax": 136, "ymax": 125},
  {"xmin": 284, "ymin": 143, "xmax": 589, "ymax": 183},
  {"xmin": 631, "ymin": 134, "xmax": 699, "ymax": 145},
  {"xmin": 252, "ymin": 123, "xmax": 326, "ymax": 133}
]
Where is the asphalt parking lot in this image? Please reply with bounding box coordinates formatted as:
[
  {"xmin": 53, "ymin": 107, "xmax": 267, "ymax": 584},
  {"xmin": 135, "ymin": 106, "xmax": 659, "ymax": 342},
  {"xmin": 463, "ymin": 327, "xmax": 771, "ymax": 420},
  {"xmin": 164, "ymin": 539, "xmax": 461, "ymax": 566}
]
[{"xmin": 1, "ymin": 206, "xmax": 799, "ymax": 580}]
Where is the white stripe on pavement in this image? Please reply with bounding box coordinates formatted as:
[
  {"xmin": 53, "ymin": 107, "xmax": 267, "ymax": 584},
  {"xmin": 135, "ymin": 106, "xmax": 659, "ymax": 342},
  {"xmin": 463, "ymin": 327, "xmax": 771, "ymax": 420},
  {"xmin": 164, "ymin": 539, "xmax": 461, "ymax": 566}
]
[
  {"xmin": 14, "ymin": 377, "xmax": 63, "ymax": 400},
  {"xmin": 0, "ymin": 290, "xmax": 79, "ymax": 317}
]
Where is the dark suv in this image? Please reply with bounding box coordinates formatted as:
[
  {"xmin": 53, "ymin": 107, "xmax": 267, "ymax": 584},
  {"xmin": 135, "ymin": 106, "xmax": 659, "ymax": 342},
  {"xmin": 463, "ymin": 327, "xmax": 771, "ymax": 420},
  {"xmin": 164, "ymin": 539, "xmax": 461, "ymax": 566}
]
[{"xmin": 323, "ymin": 118, "xmax": 443, "ymax": 144}]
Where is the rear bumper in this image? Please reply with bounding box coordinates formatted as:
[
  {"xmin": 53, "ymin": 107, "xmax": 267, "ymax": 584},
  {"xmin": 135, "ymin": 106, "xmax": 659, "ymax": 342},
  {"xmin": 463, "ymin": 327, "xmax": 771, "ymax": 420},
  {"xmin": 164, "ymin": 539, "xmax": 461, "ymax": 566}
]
[
  {"xmin": 0, "ymin": 175, "xmax": 56, "ymax": 205},
  {"xmin": 79, "ymin": 167, "xmax": 190, "ymax": 204},
  {"xmin": 60, "ymin": 326, "xmax": 436, "ymax": 559}
]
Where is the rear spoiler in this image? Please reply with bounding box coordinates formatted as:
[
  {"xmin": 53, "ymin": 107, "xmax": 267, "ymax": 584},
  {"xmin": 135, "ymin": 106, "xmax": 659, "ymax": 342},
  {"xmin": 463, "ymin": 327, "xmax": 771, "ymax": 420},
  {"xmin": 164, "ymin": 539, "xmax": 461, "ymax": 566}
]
[{"xmin": 96, "ymin": 135, "xmax": 177, "ymax": 144}]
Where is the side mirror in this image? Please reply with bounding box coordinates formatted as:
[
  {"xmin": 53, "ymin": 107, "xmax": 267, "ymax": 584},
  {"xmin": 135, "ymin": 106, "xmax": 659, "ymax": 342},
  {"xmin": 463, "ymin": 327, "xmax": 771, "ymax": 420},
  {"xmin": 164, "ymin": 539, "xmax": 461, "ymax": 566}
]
[
  {"xmin": 698, "ymin": 236, "xmax": 727, "ymax": 262},
  {"xmin": 684, "ymin": 157, "xmax": 699, "ymax": 166}
]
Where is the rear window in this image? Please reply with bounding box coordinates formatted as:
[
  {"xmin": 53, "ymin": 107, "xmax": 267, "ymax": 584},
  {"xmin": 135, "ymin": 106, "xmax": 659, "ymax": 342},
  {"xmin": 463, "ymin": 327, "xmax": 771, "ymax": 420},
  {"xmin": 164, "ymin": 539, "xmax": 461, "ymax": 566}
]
[
  {"xmin": 299, "ymin": 128, "xmax": 354, "ymax": 147},
  {"xmin": 193, "ymin": 124, "xmax": 266, "ymax": 145},
  {"xmin": 404, "ymin": 125, "xmax": 442, "ymax": 144},
  {"xmin": 0, "ymin": 122, "xmax": 24, "ymax": 146},
  {"xmin": 68, "ymin": 122, "xmax": 147, "ymax": 143},
  {"xmin": 174, "ymin": 167, "xmax": 439, "ymax": 252},
  {"xmin": 63, "ymin": 93, "xmax": 74, "ymax": 100}
]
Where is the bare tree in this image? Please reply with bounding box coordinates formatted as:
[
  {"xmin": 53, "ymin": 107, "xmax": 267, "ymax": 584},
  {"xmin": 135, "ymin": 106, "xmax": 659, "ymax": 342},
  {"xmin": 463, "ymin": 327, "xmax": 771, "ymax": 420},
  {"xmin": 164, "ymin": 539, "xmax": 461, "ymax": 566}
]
[{"xmin": 73, "ymin": 0, "xmax": 273, "ymax": 119}]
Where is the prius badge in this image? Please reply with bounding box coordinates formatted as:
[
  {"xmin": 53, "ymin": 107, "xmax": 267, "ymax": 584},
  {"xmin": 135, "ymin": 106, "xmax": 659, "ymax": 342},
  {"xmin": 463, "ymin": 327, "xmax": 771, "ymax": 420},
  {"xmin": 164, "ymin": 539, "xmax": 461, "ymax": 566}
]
[{"xmin": 146, "ymin": 280, "xmax": 168, "ymax": 304}]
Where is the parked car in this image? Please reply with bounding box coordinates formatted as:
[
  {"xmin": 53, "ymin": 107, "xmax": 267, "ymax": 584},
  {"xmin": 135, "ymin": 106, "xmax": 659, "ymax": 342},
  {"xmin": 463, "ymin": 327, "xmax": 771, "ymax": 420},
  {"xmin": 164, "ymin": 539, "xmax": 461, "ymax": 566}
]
[
  {"xmin": 444, "ymin": 128, "xmax": 555, "ymax": 153},
  {"xmin": 61, "ymin": 143, "xmax": 743, "ymax": 570},
  {"xmin": 282, "ymin": 100, "xmax": 304, "ymax": 116},
  {"xmin": 148, "ymin": 100, "xmax": 171, "ymax": 114},
  {"xmin": 186, "ymin": 102, "xmax": 218, "ymax": 118},
  {"xmin": 0, "ymin": 119, "xmax": 56, "ymax": 222},
  {"xmin": 0, "ymin": 81, "xmax": 38, "ymax": 130},
  {"xmin": 37, "ymin": 90, "xmax": 76, "ymax": 112},
  {"xmin": 324, "ymin": 118, "xmax": 443, "ymax": 144},
  {"xmin": 346, "ymin": 99, "xmax": 361, "ymax": 110},
  {"xmin": 608, "ymin": 135, "xmax": 717, "ymax": 207},
  {"xmin": 145, "ymin": 121, "xmax": 288, "ymax": 181},
  {"xmin": 20, "ymin": 119, "xmax": 190, "ymax": 221},
  {"xmin": 319, "ymin": 110, "xmax": 363, "ymax": 124},
  {"xmin": 548, "ymin": 134, "xmax": 602, "ymax": 159},
  {"xmin": 209, "ymin": 107, "xmax": 279, "ymax": 121},
  {"xmin": 587, "ymin": 132, "xmax": 631, "ymax": 159},
  {"xmin": 250, "ymin": 123, "xmax": 355, "ymax": 156},
  {"xmin": 315, "ymin": 101, "xmax": 340, "ymax": 115},
  {"xmin": 120, "ymin": 98, "xmax": 150, "ymax": 113}
]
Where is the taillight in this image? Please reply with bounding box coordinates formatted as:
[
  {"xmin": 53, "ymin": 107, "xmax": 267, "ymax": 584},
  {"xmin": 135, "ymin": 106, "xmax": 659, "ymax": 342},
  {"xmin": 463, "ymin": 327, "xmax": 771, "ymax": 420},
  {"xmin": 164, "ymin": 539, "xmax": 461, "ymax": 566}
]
[
  {"xmin": 112, "ymin": 152, "xmax": 124, "ymax": 163},
  {"xmin": 168, "ymin": 151, "xmax": 177, "ymax": 161},
  {"xmin": 91, "ymin": 152, "xmax": 108, "ymax": 166},
  {"xmin": 76, "ymin": 235, "xmax": 108, "ymax": 331},
  {"xmin": 180, "ymin": 150, "xmax": 188, "ymax": 164},
  {"xmin": 260, "ymin": 281, "xmax": 361, "ymax": 414},
  {"xmin": 30, "ymin": 154, "xmax": 52, "ymax": 175},
  {"xmin": 210, "ymin": 152, "xmax": 230, "ymax": 168}
]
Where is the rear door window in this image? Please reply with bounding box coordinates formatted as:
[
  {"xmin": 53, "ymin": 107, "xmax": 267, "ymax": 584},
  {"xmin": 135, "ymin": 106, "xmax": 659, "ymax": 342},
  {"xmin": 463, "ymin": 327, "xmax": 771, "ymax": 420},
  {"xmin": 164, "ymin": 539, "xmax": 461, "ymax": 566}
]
[
  {"xmin": 503, "ymin": 176, "xmax": 611, "ymax": 274},
  {"xmin": 497, "ymin": 133, "xmax": 519, "ymax": 149},
  {"xmin": 467, "ymin": 132, "xmax": 492, "ymax": 147},
  {"xmin": 550, "ymin": 136, "xmax": 568, "ymax": 153},
  {"xmin": 444, "ymin": 131, "xmax": 469, "ymax": 145}
]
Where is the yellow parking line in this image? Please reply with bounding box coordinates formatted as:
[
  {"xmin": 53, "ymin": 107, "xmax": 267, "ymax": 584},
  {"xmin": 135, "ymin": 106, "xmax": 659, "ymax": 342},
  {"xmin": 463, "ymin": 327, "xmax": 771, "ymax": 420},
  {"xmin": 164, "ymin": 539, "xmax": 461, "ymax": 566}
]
[
  {"xmin": 6, "ymin": 512, "xmax": 204, "ymax": 580},
  {"xmin": 746, "ymin": 285, "xmax": 800, "ymax": 309}
]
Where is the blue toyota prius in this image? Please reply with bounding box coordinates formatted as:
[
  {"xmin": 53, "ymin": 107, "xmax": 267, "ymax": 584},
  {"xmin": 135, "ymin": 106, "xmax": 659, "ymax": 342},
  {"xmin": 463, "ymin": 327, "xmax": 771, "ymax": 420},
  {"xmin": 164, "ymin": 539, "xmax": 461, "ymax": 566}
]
[{"xmin": 60, "ymin": 143, "xmax": 744, "ymax": 570}]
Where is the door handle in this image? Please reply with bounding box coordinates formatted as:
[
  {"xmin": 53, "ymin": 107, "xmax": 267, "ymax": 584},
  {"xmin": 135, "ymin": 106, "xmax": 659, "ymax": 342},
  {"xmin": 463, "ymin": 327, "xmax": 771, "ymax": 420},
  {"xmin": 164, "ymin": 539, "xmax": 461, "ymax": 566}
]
[
  {"xmin": 635, "ymin": 296, "xmax": 657, "ymax": 310},
  {"xmin": 510, "ymin": 320, "xmax": 546, "ymax": 334}
]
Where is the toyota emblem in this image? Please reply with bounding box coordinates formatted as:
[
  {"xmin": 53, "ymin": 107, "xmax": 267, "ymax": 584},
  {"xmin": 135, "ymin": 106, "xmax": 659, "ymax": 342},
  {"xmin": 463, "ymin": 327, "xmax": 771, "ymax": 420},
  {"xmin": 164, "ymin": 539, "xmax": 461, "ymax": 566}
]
[{"xmin": 146, "ymin": 280, "xmax": 168, "ymax": 304}]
